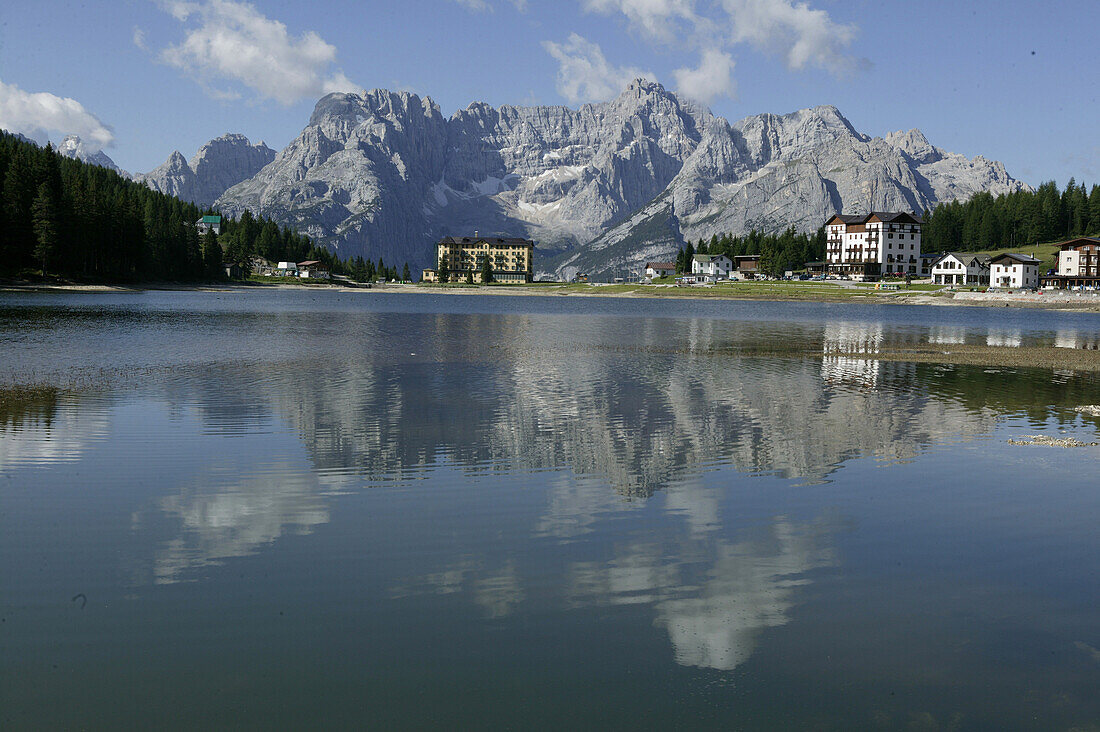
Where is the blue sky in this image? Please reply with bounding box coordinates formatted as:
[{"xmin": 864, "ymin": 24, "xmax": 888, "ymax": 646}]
[{"xmin": 1, "ymin": 0, "xmax": 1096, "ymax": 185}]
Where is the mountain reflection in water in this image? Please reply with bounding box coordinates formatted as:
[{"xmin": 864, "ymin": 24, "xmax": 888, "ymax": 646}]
[{"xmin": 2, "ymin": 292, "xmax": 1099, "ymax": 715}]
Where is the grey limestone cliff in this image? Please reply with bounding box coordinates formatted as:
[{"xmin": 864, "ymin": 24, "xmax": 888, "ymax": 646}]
[
  {"xmin": 214, "ymin": 80, "xmax": 1028, "ymax": 278},
  {"xmin": 55, "ymin": 134, "xmax": 128, "ymax": 176},
  {"xmin": 138, "ymin": 133, "xmax": 274, "ymax": 208}
]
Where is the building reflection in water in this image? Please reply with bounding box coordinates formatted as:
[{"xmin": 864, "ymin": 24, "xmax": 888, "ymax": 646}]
[
  {"xmin": 928, "ymin": 325, "xmax": 968, "ymax": 346},
  {"xmin": 1054, "ymin": 329, "xmax": 1100, "ymax": 349},
  {"xmin": 986, "ymin": 328, "xmax": 1023, "ymax": 347},
  {"xmin": 821, "ymin": 322, "xmax": 884, "ymax": 387}
]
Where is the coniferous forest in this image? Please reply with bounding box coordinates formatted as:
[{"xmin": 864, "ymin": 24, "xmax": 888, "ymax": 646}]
[
  {"xmin": 0, "ymin": 131, "xmax": 412, "ymax": 283},
  {"xmin": 921, "ymin": 180, "xmax": 1100, "ymax": 253},
  {"xmin": 677, "ymin": 227, "xmax": 828, "ymax": 277}
]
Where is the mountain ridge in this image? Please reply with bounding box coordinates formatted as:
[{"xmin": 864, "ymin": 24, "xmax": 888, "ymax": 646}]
[
  {"xmin": 153, "ymin": 81, "xmax": 1028, "ymax": 277},
  {"xmin": 137, "ymin": 133, "xmax": 274, "ymax": 208}
]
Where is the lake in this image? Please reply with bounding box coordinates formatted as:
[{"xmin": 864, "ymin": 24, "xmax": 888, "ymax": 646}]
[{"xmin": 2, "ymin": 289, "xmax": 1098, "ymax": 728}]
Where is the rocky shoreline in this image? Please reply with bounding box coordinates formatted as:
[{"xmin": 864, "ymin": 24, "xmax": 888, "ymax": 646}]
[{"xmin": 6, "ymin": 280, "xmax": 1100, "ymax": 312}]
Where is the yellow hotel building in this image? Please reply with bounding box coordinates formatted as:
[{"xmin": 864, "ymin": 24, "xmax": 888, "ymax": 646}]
[{"xmin": 421, "ymin": 234, "xmax": 535, "ymax": 283}]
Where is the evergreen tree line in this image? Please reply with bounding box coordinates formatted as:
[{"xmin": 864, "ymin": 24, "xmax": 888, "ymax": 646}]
[
  {"xmin": 219, "ymin": 209, "xmax": 343, "ymax": 276},
  {"xmin": 676, "ymin": 227, "xmax": 827, "ymax": 277},
  {"xmin": 341, "ymin": 255, "xmax": 409, "ymax": 283},
  {"xmin": 923, "ymin": 180, "xmax": 1100, "ymax": 253},
  {"xmin": 219, "ymin": 213, "xmax": 411, "ymax": 282},
  {"xmin": 0, "ymin": 131, "xmax": 412, "ymax": 283},
  {"xmin": 1, "ymin": 130, "xmax": 216, "ymax": 280}
]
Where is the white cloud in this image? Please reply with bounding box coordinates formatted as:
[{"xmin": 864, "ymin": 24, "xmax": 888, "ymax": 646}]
[
  {"xmin": 569, "ymin": 0, "xmax": 859, "ymax": 107},
  {"xmin": 0, "ymin": 79, "xmax": 114, "ymax": 152},
  {"xmin": 721, "ymin": 0, "xmax": 857, "ymax": 74},
  {"xmin": 132, "ymin": 26, "xmax": 148, "ymax": 51},
  {"xmin": 584, "ymin": 0, "xmax": 702, "ymax": 41},
  {"xmin": 542, "ymin": 34, "xmax": 656, "ymax": 104},
  {"xmin": 449, "ymin": 0, "xmax": 530, "ymax": 10},
  {"xmin": 451, "ymin": 0, "xmax": 492, "ymax": 10},
  {"xmin": 155, "ymin": 0, "xmax": 359, "ymax": 105},
  {"xmin": 673, "ymin": 48, "xmax": 736, "ymax": 102}
]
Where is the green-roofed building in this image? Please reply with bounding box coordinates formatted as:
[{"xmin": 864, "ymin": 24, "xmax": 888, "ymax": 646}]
[{"xmin": 196, "ymin": 215, "xmax": 222, "ymax": 236}]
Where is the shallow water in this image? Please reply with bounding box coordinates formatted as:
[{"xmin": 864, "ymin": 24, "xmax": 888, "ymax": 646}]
[{"xmin": 2, "ymin": 290, "xmax": 1098, "ymax": 728}]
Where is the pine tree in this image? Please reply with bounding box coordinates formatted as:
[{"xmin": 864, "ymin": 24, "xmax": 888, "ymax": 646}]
[
  {"xmin": 31, "ymin": 182, "xmax": 58, "ymax": 275},
  {"xmin": 402, "ymin": 262, "xmax": 411, "ymax": 282},
  {"xmin": 1089, "ymin": 185, "xmax": 1100, "ymax": 235},
  {"xmin": 480, "ymin": 254, "xmax": 493, "ymax": 283},
  {"xmin": 202, "ymin": 230, "xmax": 223, "ymax": 279},
  {"xmin": 438, "ymin": 252, "xmax": 449, "ymax": 282},
  {"xmin": 184, "ymin": 224, "xmax": 203, "ymax": 279}
]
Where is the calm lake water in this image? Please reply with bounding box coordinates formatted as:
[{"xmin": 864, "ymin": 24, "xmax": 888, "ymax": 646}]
[{"xmin": 2, "ymin": 290, "xmax": 1098, "ymax": 729}]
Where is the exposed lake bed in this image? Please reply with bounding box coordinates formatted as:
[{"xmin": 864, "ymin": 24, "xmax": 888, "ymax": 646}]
[{"xmin": 2, "ymin": 290, "xmax": 1098, "ymax": 728}]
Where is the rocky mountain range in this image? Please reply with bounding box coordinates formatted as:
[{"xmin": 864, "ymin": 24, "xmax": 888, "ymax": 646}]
[
  {"xmin": 137, "ymin": 134, "xmax": 274, "ymax": 209},
  {"xmin": 142, "ymin": 81, "xmax": 1027, "ymax": 277},
  {"xmin": 55, "ymin": 134, "xmax": 128, "ymax": 177}
]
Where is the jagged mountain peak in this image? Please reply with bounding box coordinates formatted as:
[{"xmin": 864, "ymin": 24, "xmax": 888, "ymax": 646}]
[
  {"xmin": 213, "ymin": 81, "xmax": 1028, "ymax": 278},
  {"xmin": 308, "ymin": 89, "xmax": 442, "ymax": 128},
  {"xmin": 139, "ymin": 133, "xmax": 275, "ymax": 208},
  {"xmin": 883, "ymin": 128, "xmax": 940, "ymax": 164},
  {"xmin": 165, "ymin": 150, "xmax": 189, "ymax": 167},
  {"xmin": 53, "ymin": 133, "xmax": 126, "ymax": 174}
]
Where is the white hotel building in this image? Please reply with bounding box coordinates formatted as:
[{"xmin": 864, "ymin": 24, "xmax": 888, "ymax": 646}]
[{"xmin": 824, "ymin": 212, "xmax": 923, "ymax": 281}]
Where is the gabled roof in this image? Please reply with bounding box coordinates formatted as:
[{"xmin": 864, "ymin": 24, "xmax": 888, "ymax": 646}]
[
  {"xmin": 297, "ymin": 260, "xmax": 324, "ymax": 267},
  {"xmin": 933, "ymin": 252, "xmax": 992, "ymax": 268},
  {"xmin": 1058, "ymin": 237, "xmax": 1100, "ymax": 250},
  {"xmin": 825, "ymin": 214, "xmax": 864, "ymax": 226},
  {"xmin": 866, "ymin": 211, "xmax": 923, "ymax": 224},
  {"xmin": 645, "ymin": 261, "xmax": 676, "ymax": 269},
  {"xmin": 201, "ymin": 215, "xmax": 222, "ymax": 224},
  {"xmin": 990, "ymin": 252, "xmax": 1042, "ymax": 265},
  {"xmin": 825, "ymin": 211, "xmax": 923, "ymax": 226}
]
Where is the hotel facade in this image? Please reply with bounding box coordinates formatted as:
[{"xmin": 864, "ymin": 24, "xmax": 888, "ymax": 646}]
[
  {"xmin": 421, "ymin": 234, "xmax": 535, "ymax": 283},
  {"xmin": 824, "ymin": 212, "xmax": 923, "ymax": 280},
  {"xmin": 1040, "ymin": 237, "xmax": 1100, "ymax": 288}
]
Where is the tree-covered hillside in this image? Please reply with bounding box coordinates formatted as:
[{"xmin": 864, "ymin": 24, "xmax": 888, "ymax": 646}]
[
  {"xmin": 0, "ymin": 131, "xmax": 407, "ymax": 282},
  {"xmin": 923, "ymin": 180, "xmax": 1100, "ymax": 253}
]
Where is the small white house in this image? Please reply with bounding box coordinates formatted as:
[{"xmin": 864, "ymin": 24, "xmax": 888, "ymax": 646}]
[
  {"xmin": 990, "ymin": 253, "xmax": 1041, "ymax": 289},
  {"xmin": 931, "ymin": 253, "xmax": 991, "ymax": 285},
  {"xmin": 691, "ymin": 254, "xmax": 733, "ymax": 280},
  {"xmin": 644, "ymin": 262, "xmax": 676, "ymax": 279}
]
